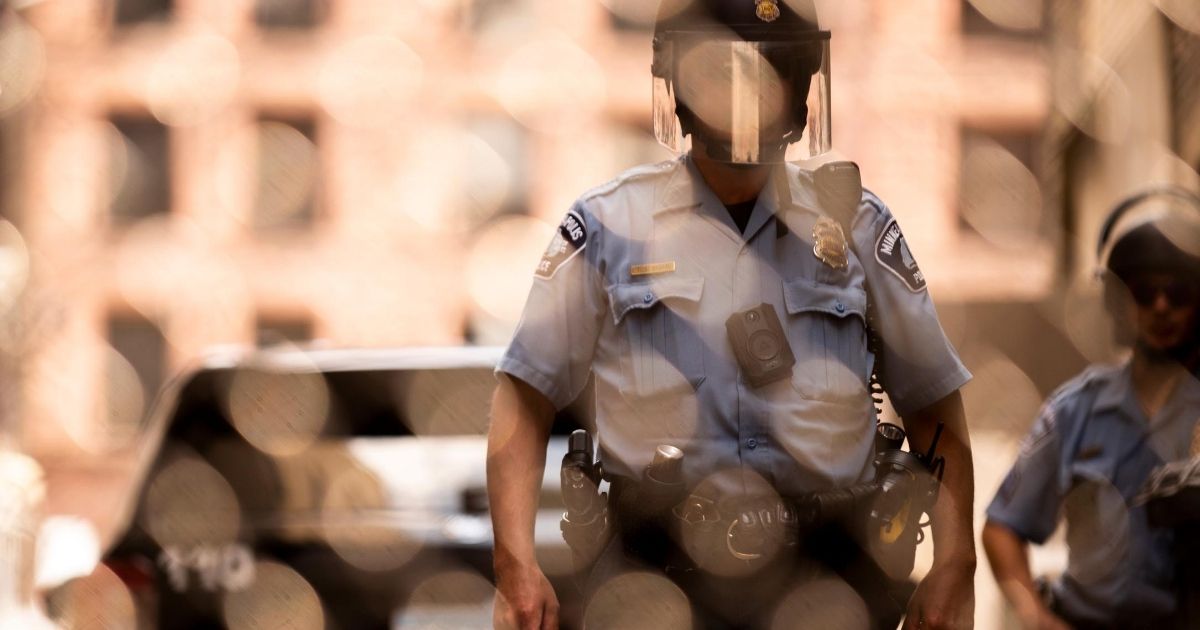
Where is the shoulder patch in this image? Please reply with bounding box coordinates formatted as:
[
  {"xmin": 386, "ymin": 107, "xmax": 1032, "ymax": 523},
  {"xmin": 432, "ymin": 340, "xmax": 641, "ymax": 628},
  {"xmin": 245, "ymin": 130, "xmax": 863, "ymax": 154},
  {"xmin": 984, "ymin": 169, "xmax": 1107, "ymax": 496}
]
[
  {"xmin": 535, "ymin": 209, "xmax": 587, "ymax": 280},
  {"xmin": 874, "ymin": 219, "xmax": 926, "ymax": 293}
]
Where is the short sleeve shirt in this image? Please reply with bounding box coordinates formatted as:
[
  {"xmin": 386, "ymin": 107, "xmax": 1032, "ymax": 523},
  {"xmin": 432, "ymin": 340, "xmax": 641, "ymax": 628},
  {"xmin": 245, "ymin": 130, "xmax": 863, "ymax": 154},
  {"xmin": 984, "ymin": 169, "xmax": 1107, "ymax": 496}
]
[
  {"xmin": 986, "ymin": 361, "xmax": 1200, "ymax": 623},
  {"xmin": 499, "ymin": 156, "xmax": 971, "ymax": 498}
]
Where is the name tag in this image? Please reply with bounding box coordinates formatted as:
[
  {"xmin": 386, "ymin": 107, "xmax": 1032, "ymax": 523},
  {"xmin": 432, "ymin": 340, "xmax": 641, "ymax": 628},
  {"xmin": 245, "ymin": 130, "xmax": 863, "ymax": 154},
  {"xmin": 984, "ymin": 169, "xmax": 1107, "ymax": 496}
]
[{"xmin": 630, "ymin": 261, "xmax": 676, "ymax": 277}]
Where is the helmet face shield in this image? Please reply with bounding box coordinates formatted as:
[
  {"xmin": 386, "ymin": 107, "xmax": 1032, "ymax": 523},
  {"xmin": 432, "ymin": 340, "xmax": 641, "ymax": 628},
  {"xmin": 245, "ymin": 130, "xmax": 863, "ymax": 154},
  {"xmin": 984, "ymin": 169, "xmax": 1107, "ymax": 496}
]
[{"xmin": 653, "ymin": 33, "xmax": 830, "ymax": 164}]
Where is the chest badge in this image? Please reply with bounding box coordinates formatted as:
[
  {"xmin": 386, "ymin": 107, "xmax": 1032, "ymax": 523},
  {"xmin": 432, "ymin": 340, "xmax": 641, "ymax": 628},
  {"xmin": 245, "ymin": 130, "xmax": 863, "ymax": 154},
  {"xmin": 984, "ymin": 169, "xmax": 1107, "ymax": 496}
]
[{"xmin": 812, "ymin": 217, "xmax": 848, "ymax": 270}]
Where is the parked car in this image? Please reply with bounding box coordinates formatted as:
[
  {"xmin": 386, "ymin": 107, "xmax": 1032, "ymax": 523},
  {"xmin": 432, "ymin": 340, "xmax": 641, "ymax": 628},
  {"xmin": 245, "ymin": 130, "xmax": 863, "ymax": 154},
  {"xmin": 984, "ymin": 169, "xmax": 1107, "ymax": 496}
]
[{"xmin": 49, "ymin": 345, "xmax": 591, "ymax": 629}]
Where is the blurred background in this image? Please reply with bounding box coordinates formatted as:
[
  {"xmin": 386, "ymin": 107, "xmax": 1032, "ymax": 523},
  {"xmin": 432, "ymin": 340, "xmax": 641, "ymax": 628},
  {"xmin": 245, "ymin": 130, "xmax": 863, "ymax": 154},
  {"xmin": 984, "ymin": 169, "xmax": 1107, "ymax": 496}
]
[{"xmin": 0, "ymin": 0, "xmax": 1197, "ymax": 627}]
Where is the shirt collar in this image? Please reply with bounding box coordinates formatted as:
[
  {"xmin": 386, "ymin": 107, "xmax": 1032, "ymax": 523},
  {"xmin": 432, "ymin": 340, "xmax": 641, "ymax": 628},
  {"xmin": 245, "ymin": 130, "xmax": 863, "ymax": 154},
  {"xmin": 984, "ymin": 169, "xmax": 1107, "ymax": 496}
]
[
  {"xmin": 654, "ymin": 155, "xmax": 808, "ymax": 242},
  {"xmin": 1092, "ymin": 357, "xmax": 1200, "ymax": 423},
  {"xmin": 1159, "ymin": 367, "xmax": 1200, "ymax": 421},
  {"xmin": 655, "ymin": 156, "xmax": 706, "ymax": 216},
  {"xmin": 1092, "ymin": 359, "xmax": 1133, "ymax": 415}
]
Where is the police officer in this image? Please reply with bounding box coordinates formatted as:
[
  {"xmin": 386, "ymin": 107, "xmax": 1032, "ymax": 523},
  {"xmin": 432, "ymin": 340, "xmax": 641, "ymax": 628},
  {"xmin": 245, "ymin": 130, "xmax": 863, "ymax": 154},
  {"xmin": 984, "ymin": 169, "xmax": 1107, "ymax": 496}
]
[
  {"xmin": 487, "ymin": 1, "xmax": 977, "ymax": 628},
  {"xmin": 982, "ymin": 189, "xmax": 1200, "ymax": 630}
]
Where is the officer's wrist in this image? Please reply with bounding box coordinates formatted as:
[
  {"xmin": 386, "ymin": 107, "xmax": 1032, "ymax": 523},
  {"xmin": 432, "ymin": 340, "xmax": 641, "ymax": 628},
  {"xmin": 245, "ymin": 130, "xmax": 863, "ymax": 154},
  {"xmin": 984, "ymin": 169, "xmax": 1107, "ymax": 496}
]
[
  {"xmin": 930, "ymin": 550, "xmax": 977, "ymax": 573},
  {"xmin": 493, "ymin": 544, "xmax": 539, "ymax": 579},
  {"xmin": 1015, "ymin": 600, "xmax": 1052, "ymax": 628}
]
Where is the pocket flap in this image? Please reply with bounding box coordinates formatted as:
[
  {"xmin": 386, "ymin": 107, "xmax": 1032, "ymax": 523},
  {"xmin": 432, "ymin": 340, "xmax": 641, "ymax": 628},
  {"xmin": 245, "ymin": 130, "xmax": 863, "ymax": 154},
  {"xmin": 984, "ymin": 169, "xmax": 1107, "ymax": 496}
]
[
  {"xmin": 782, "ymin": 278, "xmax": 866, "ymax": 319},
  {"xmin": 609, "ymin": 276, "xmax": 705, "ymax": 325}
]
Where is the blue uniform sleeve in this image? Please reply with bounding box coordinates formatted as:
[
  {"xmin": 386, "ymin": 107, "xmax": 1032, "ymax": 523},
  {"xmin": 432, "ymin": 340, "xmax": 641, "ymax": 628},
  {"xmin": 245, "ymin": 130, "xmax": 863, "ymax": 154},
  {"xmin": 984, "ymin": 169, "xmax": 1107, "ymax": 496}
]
[
  {"xmin": 986, "ymin": 402, "xmax": 1065, "ymax": 544},
  {"xmin": 850, "ymin": 193, "xmax": 971, "ymax": 416},
  {"xmin": 496, "ymin": 201, "xmax": 606, "ymax": 410}
]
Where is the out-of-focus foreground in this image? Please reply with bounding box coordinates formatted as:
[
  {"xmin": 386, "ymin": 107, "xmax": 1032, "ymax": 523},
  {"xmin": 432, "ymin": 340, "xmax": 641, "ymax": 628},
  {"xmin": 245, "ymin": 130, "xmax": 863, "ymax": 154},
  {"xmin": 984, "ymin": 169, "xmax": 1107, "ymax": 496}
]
[{"xmin": 0, "ymin": 0, "xmax": 1196, "ymax": 628}]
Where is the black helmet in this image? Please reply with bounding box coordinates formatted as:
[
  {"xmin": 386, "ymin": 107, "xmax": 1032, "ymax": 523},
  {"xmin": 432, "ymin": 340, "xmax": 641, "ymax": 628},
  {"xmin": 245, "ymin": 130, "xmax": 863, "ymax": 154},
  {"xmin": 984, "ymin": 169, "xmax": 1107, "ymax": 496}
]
[
  {"xmin": 650, "ymin": 0, "xmax": 831, "ymax": 164},
  {"xmin": 1107, "ymin": 222, "xmax": 1200, "ymax": 282},
  {"xmin": 1099, "ymin": 188, "xmax": 1200, "ymax": 283},
  {"xmin": 653, "ymin": 0, "xmax": 822, "ymax": 41},
  {"xmin": 1097, "ymin": 188, "xmax": 1200, "ymax": 359}
]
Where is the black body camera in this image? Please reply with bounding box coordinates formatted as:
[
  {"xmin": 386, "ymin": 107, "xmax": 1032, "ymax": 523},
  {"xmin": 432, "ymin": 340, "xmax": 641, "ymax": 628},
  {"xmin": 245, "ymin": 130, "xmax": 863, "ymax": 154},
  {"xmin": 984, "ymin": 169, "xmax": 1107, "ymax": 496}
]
[{"xmin": 725, "ymin": 303, "xmax": 795, "ymax": 388}]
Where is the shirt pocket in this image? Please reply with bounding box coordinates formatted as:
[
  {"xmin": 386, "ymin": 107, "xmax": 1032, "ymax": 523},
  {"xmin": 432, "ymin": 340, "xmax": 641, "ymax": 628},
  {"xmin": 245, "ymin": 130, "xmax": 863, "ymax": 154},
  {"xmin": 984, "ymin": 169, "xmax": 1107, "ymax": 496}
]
[
  {"xmin": 1062, "ymin": 467, "xmax": 1132, "ymax": 591},
  {"xmin": 782, "ymin": 277, "xmax": 870, "ymax": 404},
  {"xmin": 608, "ymin": 276, "xmax": 706, "ymax": 400}
]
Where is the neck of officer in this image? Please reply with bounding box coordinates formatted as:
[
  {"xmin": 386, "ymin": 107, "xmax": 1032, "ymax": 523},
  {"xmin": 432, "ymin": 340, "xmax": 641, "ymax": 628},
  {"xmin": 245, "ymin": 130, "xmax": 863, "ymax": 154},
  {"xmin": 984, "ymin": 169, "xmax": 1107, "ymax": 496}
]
[
  {"xmin": 1131, "ymin": 348, "xmax": 1188, "ymax": 420},
  {"xmin": 691, "ymin": 151, "xmax": 772, "ymax": 205}
]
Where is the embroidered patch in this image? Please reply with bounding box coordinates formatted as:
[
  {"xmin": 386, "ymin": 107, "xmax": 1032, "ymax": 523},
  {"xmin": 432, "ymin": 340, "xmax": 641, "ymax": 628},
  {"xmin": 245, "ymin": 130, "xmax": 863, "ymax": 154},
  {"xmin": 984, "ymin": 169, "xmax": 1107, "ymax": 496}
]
[
  {"xmin": 535, "ymin": 209, "xmax": 587, "ymax": 280},
  {"xmin": 874, "ymin": 219, "xmax": 926, "ymax": 293},
  {"xmin": 1075, "ymin": 444, "xmax": 1104, "ymax": 461}
]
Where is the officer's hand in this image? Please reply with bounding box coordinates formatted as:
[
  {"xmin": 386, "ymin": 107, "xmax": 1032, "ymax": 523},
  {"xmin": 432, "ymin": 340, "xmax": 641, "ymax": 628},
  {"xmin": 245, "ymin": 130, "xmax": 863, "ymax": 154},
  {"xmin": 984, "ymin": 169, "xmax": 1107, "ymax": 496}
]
[
  {"xmin": 494, "ymin": 561, "xmax": 559, "ymax": 630},
  {"xmin": 903, "ymin": 560, "xmax": 975, "ymax": 630},
  {"xmin": 1015, "ymin": 603, "xmax": 1071, "ymax": 630}
]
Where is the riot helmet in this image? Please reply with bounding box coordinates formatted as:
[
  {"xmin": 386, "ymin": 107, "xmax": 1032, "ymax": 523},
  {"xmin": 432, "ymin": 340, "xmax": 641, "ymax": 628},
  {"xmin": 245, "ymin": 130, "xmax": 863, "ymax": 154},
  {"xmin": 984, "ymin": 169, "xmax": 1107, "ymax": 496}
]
[
  {"xmin": 1098, "ymin": 188, "xmax": 1200, "ymax": 283},
  {"xmin": 1096, "ymin": 188, "xmax": 1200, "ymax": 357},
  {"xmin": 651, "ymin": 0, "xmax": 831, "ymax": 164}
]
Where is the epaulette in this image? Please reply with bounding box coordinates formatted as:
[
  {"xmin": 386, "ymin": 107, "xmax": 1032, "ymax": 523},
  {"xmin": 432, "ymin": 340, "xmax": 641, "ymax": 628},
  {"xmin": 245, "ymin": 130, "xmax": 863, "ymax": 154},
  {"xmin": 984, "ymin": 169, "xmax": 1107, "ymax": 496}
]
[
  {"xmin": 577, "ymin": 158, "xmax": 680, "ymax": 204},
  {"xmin": 860, "ymin": 188, "xmax": 887, "ymax": 217},
  {"xmin": 1040, "ymin": 363, "xmax": 1120, "ymax": 422}
]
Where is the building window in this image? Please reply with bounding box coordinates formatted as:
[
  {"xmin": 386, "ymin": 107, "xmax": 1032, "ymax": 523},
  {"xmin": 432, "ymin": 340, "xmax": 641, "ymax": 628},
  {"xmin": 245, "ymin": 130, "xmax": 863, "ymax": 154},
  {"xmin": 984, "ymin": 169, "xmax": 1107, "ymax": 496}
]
[
  {"xmin": 253, "ymin": 116, "xmax": 319, "ymax": 231},
  {"xmin": 972, "ymin": 127, "xmax": 1038, "ymax": 172},
  {"xmin": 106, "ymin": 312, "xmax": 166, "ymax": 440},
  {"xmin": 110, "ymin": 115, "xmax": 171, "ymax": 224},
  {"xmin": 254, "ymin": 0, "xmax": 323, "ymax": 29},
  {"xmin": 958, "ymin": 126, "xmax": 1046, "ymax": 247},
  {"xmin": 112, "ymin": 0, "xmax": 173, "ymax": 25},
  {"xmin": 256, "ymin": 315, "xmax": 313, "ymax": 347},
  {"xmin": 1167, "ymin": 18, "xmax": 1200, "ymax": 159},
  {"xmin": 461, "ymin": 115, "xmax": 528, "ymax": 223},
  {"xmin": 463, "ymin": 0, "xmax": 521, "ymax": 32},
  {"xmin": 961, "ymin": 0, "xmax": 1044, "ymax": 39}
]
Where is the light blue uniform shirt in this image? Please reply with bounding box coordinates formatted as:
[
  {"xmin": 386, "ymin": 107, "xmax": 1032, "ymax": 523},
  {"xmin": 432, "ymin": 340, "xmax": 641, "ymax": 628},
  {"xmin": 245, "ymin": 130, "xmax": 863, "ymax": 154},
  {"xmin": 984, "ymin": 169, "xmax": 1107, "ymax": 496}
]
[
  {"xmin": 987, "ymin": 361, "xmax": 1200, "ymax": 624},
  {"xmin": 499, "ymin": 156, "xmax": 970, "ymax": 498}
]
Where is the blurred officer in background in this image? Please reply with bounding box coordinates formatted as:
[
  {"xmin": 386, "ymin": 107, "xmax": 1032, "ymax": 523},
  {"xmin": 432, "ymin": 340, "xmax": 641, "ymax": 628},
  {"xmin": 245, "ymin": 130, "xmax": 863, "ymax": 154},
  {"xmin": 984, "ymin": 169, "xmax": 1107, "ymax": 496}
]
[
  {"xmin": 982, "ymin": 189, "xmax": 1200, "ymax": 630},
  {"xmin": 487, "ymin": 0, "xmax": 976, "ymax": 628}
]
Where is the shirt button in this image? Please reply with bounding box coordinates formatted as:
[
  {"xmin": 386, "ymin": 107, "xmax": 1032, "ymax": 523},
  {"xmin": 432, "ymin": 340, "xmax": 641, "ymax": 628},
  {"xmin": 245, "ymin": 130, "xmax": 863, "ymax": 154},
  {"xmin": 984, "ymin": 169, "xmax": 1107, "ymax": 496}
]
[
  {"xmin": 643, "ymin": 292, "xmax": 654, "ymax": 303},
  {"xmin": 746, "ymin": 438, "xmax": 758, "ymax": 450},
  {"xmin": 835, "ymin": 302, "xmax": 845, "ymax": 314}
]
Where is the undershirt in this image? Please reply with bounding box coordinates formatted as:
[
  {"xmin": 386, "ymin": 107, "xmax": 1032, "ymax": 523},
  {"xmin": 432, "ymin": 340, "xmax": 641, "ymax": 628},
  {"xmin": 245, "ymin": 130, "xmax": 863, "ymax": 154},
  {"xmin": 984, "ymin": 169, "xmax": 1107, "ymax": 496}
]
[{"xmin": 725, "ymin": 198, "xmax": 757, "ymax": 234}]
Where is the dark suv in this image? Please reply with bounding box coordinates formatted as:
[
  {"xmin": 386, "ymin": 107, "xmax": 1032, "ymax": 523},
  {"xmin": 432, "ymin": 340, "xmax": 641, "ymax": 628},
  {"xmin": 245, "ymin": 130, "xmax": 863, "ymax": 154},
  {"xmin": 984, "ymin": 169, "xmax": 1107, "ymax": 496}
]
[{"xmin": 53, "ymin": 346, "xmax": 590, "ymax": 629}]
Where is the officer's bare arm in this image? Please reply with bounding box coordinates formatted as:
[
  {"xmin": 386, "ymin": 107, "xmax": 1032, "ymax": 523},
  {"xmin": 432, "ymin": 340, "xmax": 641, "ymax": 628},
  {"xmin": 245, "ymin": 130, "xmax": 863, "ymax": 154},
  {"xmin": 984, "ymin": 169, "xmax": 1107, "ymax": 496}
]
[
  {"xmin": 902, "ymin": 390, "xmax": 976, "ymax": 568},
  {"xmin": 488, "ymin": 373, "xmax": 555, "ymax": 567},
  {"xmin": 487, "ymin": 373, "xmax": 559, "ymax": 627},
  {"xmin": 982, "ymin": 520, "xmax": 1062, "ymax": 628},
  {"xmin": 900, "ymin": 390, "xmax": 976, "ymax": 628}
]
